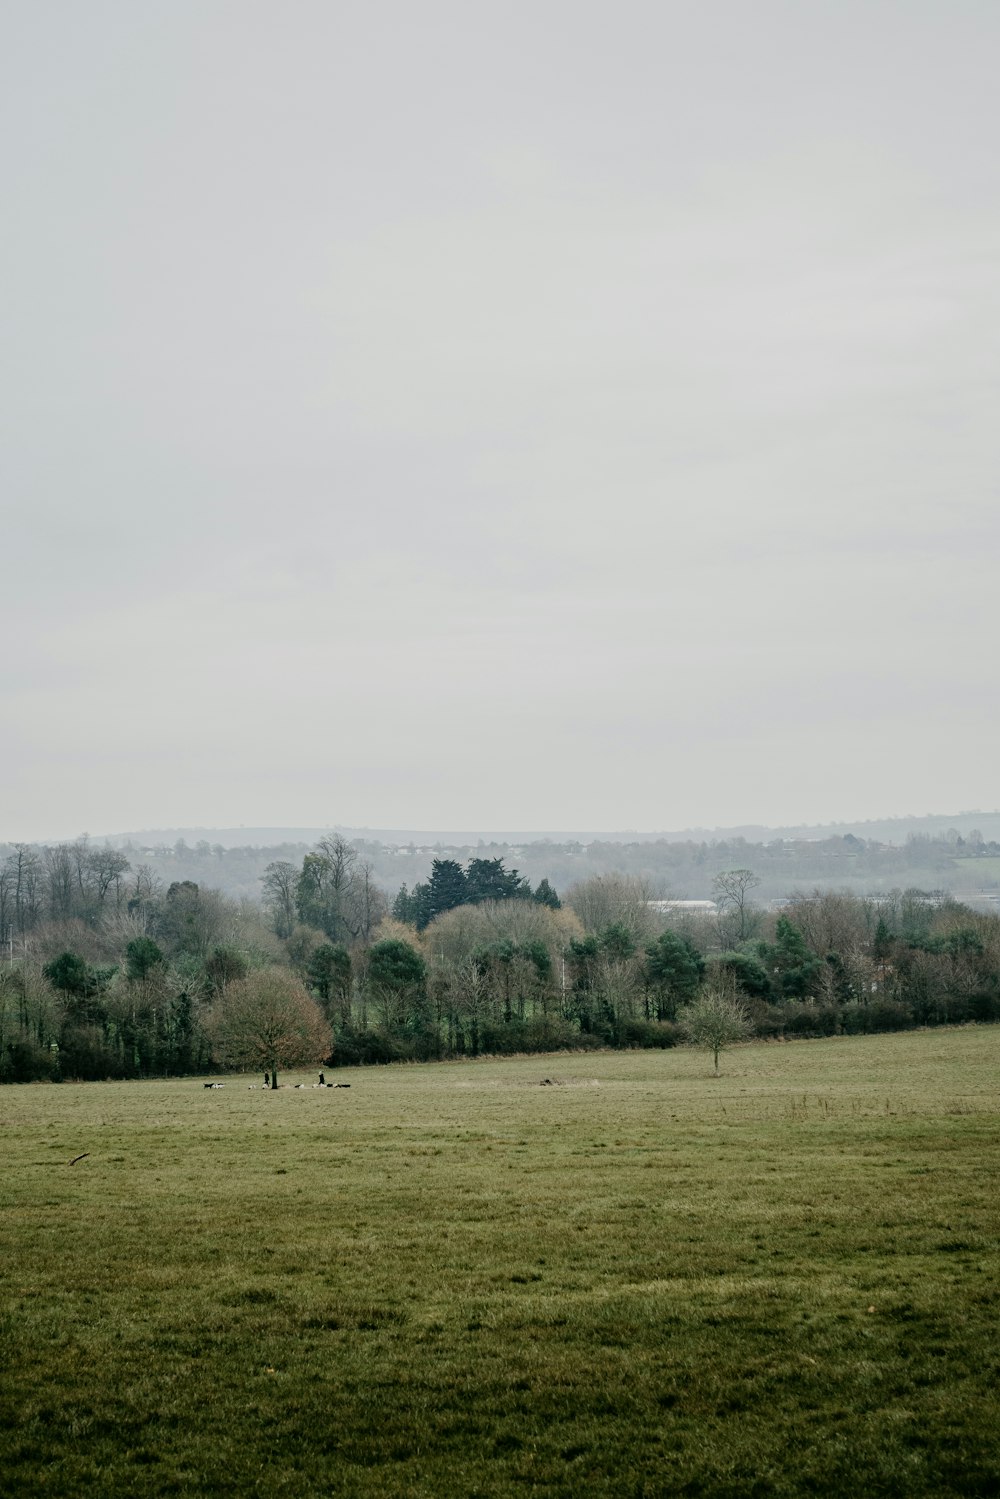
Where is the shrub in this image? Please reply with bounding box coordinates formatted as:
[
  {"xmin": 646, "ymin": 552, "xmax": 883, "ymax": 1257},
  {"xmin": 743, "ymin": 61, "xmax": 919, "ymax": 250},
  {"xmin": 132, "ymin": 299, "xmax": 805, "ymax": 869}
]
[
  {"xmin": 330, "ymin": 1028, "xmax": 416, "ymax": 1066},
  {"xmin": 57, "ymin": 1025, "xmax": 126, "ymax": 1081},
  {"xmin": 841, "ymin": 1000, "xmax": 917, "ymax": 1035},
  {"xmin": 970, "ymin": 990, "xmax": 1000, "ymax": 1022},
  {"xmin": 616, "ymin": 1018, "xmax": 681, "ymax": 1049},
  {"xmin": 748, "ymin": 1003, "xmax": 788, "ymax": 1040},
  {"xmin": 780, "ymin": 1004, "xmax": 840, "ymax": 1038},
  {"xmin": 479, "ymin": 1018, "xmax": 601, "ymax": 1055},
  {"xmin": 868, "ymin": 998, "xmax": 920, "ymax": 1032},
  {"xmin": 1, "ymin": 1038, "xmax": 58, "ymax": 1083}
]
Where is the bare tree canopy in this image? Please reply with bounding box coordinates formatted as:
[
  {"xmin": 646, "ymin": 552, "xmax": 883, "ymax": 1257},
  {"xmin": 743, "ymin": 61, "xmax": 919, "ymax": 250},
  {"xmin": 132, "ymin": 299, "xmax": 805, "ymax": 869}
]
[
  {"xmin": 679, "ymin": 986, "xmax": 753, "ymax": 1075},
  {"xmin": 564, "ymin": 873, "xmax": 658, "ymax": 941},
  {"xmin": 711, "ymin": 868, "xmax": 762, "ymax": 945}
]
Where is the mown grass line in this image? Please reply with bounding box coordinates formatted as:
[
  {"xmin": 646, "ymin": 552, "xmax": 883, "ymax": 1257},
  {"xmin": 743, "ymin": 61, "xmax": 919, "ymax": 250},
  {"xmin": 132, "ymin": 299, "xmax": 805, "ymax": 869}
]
[{"xmin": 2, "ymin": 1029, "xmax": 998, "ymax": 1495}]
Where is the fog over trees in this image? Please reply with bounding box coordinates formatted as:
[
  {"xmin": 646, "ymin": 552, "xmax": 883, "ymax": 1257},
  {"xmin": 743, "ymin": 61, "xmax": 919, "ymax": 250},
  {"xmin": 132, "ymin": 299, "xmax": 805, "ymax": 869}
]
[
  {"xmin": 21, "ymin": 814, "xmax": 1000, "ymax": 911},
  {"xmin": 3, "ymin": 827, "xmax": 1000, "ymax": 1083}
]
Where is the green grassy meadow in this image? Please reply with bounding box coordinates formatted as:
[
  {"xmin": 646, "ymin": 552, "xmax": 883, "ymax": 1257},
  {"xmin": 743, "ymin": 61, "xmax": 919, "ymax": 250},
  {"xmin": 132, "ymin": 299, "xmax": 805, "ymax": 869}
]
[{"xmin": 2, "ymin": 1030, "xmax": 999, "ymax": 1497}]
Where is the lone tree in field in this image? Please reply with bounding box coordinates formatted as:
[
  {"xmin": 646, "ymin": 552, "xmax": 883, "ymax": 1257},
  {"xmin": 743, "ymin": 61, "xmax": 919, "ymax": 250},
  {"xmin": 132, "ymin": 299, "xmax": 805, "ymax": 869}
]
[
  {"xmin": 208, "ymin": 968, "xmax": 331, "ymax": 1088},
  {"xmin": 679, "ymin": 985, "xmax": 753, "ymax": 1076}
]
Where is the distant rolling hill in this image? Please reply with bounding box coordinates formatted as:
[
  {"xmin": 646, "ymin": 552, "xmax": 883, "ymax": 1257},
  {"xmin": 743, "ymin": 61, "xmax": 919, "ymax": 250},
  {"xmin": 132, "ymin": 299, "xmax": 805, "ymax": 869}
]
[{"xmin": 101, "ymin": 811, "xmax": 1000, "ymax": 851}]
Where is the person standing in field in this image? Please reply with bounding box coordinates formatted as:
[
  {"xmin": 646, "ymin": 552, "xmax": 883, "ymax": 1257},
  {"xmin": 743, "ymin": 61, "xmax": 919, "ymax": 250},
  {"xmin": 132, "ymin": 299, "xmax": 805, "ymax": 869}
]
[{"xmin": 263, "ymin": 1071, "xmax": 269, "ymax": 1088}]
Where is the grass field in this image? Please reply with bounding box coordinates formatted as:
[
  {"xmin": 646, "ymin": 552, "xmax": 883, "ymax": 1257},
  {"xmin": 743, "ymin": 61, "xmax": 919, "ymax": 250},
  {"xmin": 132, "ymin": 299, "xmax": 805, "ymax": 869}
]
[
  {"xmin": 951, "ymin": 855, "xmax": 1000, "ymax": 890},
  {"xmin": 2, "ymin": 1029, "xmax": 999, "ymax": 1497}
]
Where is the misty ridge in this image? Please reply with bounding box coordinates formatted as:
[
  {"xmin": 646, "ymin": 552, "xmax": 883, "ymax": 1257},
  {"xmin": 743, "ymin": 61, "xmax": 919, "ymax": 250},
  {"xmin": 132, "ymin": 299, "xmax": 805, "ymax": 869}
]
[{"xmin": 11, "ymin": 810, "xmax": 1000, "ymax": 910}]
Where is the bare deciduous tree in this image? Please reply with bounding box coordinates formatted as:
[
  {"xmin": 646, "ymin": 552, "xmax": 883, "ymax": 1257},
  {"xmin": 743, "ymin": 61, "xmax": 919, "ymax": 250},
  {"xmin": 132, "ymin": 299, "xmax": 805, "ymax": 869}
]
[
  {"xmin": 565, "ymin": 873, "xmax": 657, "ymax": 941},
  {"xmin": 43, "ymin": 845, "xmax": 76, "ymax": 922},
  {"xmin": 712, "ymin": 868, "xmax": 761, "ymax": 946},
  {"xmin": 679, "ymin": 982, "xmax": 753, "ymax": 1075},
  {"xmin": 6, "ymin": 845, "xmax": 42, "ymax": 935},
  {"xmin": 451, "ymin": 954, "xmax": 492, "ymax": 1057},
  {"xmin": 294, "ymin": 836, "xmax": 386, "ymax": 945}
]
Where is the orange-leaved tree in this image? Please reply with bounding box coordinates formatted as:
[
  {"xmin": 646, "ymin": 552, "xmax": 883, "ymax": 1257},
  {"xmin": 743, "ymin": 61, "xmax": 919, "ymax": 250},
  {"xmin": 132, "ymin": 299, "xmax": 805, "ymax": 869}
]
[{"xmin": 208, "ymin": 968, "xmax": 331, "ymax": 1088}]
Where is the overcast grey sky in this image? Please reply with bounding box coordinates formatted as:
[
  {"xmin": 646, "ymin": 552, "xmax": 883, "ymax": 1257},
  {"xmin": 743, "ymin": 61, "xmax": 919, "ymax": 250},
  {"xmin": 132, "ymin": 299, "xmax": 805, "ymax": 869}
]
[{"xmin": 3, "ymin": 1, "xmax": 998, "ymax": 841}]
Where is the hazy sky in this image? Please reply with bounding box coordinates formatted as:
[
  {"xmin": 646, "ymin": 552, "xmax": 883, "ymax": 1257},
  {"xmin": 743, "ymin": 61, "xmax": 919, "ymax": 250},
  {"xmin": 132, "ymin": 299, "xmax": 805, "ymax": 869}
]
[{"xmin": 3, "ymin": 1, "xmax": 998, "ymax": 841}]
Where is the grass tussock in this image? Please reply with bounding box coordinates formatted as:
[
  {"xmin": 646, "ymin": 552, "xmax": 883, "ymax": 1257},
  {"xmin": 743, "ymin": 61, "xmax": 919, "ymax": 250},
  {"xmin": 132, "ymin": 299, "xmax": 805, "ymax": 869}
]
[{"xmin": 1, "ymin": 1028, "xmax": 999, "ymax": 1496}]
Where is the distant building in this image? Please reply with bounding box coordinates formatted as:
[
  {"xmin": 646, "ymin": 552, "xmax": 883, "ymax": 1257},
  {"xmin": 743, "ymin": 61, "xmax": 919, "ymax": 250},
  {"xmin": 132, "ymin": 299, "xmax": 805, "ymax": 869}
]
[{"xmin": 647, "ymin": 900, "xmax": 718, "ymax": 916}]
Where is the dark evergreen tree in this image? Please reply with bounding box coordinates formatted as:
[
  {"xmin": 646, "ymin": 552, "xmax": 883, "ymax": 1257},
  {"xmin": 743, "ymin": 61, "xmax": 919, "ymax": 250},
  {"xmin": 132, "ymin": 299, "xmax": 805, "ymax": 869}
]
[
  {"xmin": 872, "ymin": 916, "xmax": 893, "ymax": 962},
  {"xmin": 521, "ymin": 939, "xmax": 552, "ymax": 981},
  {"xmin": 533, "ymin": 877, "xmax": 561, "ymax": 909},
  {"xmin": 308, "ymin": 943, "xmax": 352, "ymax": 1012},
  {"xmin": 465, "ymin": 858, "xmax": 529, "ymax": 904},
  {"xmin": 599, "ymin": 923, "xmax": 637, "ymax": 959},
  {"xmin": 644, "ymin": 931, "xmax": 704, "ymax": 1019},
  {"xmin": 758, "ymin": 916, "xmax": 825, "ymax": 999},
  {"xmin": 426, "ymin": 859, "xmax": 469, "ymax": 922},
  {"xmin": 168, "ymin": 988, "xmax": 196, "ymax": 1073},
  {"xmin": 824, "ymin": 950, "xmax": 854, "ymax": 1002},
  {"xmin": 366, "ymin": 940, "xmax": 430, "ymax": 1039},
  {"xmin": 565, "ymin": 934, "xmax": 601, "ymax": 1032},
  {"xmin": 411, "ymin": 881, "xmax": 434, "ymax": 931},
  {"xmin": 709, "ymin": 951, "xmax": 773, "ymax": 1000},
  {"xmin": 367, "ymin": 939, "xmax": 427, "ymax": 994},
  {"xmin": 43, "ymin": 951, "xmax": 92, "ymax": 998},
  {"xmin": 44, "ymin": 950, "xmax": 113, "ymax": 1028},
  {"xmin": 125, "ymin": 937, "xmax": 164, "ymax": 982},
  {"xmin": 392, "ymin": 884, "xmax": 417, "ymax": 923}
]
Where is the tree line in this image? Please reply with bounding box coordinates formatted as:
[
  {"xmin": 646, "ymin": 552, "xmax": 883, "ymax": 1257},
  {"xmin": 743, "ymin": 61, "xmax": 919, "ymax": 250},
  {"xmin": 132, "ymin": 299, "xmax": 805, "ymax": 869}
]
[
  {"xmin": 2, "ymin": 837, "xmax": 1000, "ymax": 1083},
  {"xmin": 24, "ymin": 821, "xmax": 1000, "ymax": 912}
]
